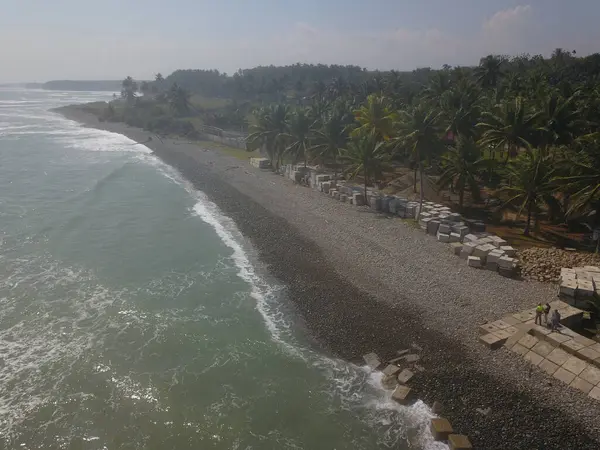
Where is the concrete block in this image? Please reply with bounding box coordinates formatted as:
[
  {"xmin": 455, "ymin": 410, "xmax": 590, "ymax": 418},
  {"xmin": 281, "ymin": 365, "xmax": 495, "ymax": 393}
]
[
  {"xmin": 561, "ymin": 339, "xmax": 586, "ymax": 355},
  {"xmin": 577, "ymin": 280, "xmax": 595, "ymax": 297},
  {"xmin": 510, "ymin": 343, "xmax": 530, "ymax": 355},
  {"xmin": 562, "ymin": 356, "xmax": 587, "ymax": 375},
  {"xmin": 539, "ymin": 359, "xmax": 559, "ymax": 375},
  {"xmin": 485, "ymin": 262, "xmax": 499, "ymax": 271},
  {"xmin": 468, "ymin": 256, "xmax": 482, "ymax": 268},
  {"xmin": 589, "ymin": 386, "xmax": 600, "ymax": 401},
  {"xmin": 473, "ymin": 244, "xmax": 495, "ymax": 260},
  {"xmin": 437, "ymin": 233, "xmax": 450, "ymax": 243},
  {"xmin": 577, "ymin": 347, "xmax": 600, "ymax": 363},
  {"xmin": 554, "ymin": 367, "xmax": 577, "ymax": 384},
  {"xmin": 580, "ymin": 366, "xmax": 600, "ymax": 385},
  {"xmin": 419, "ymin": 217, "xmax": 431, "ymax": 230},
  {"xmin": 547, "ymin": 348, "xmax": 570, "ymax": 366},
  {"xmin": 524, "ymin": 350, "xmax": 544, "ymax": 366},
  {"xmin": 449, "ymin": 232, "xmax": 461, "ymax": 243},
  {"xmin": 430, "ymin": 418, "xmax": 453, "ymax": 441},
  {"xmin": 438, "ymin": 223, "xmax": 451, "ymax": 234},
  {"xmin": 500, "ymin": 246, "xmax": 516, "ymax": 257},
  {"xmin": 479, "ymin": 323, "xmax": 501, "ymax": 335},
  {"xmin": 397, "ymin": 369, "xmax": 414, "ymax": 385},
  {"xmin": 459, "ymin": 242, "xmax": 477, "ymax": 259},
  {"xmin": 352, "ymin": 193, "xmax": 365, "ymax": 206},
  {"xmin": 571, "ymin": 377, "xmax": 594, "ymax": 394},
  {"xmin": 531, "ymin": 341, "xmax": 554, "ymax": 358},
  {"xmin": 450, "ymin": 242, "xmax": 463, "ymax": 256},
  {"xmin": 498, "ymin": 256, "xmax": 518, "ymax": 269},
  {"xmin": 391, "ymin": 385, "xmax": 412, "ymax": 404},
  {"xmin": 382, "ymin": 364, "xmax": 402, "ymax": 377},
  {"xmin": 487, "ymin": 251, "xmax": 505, "ymax": 265},
  {"xmin": 427, "ymin": 220, "xmax": 441, "ymax": 235},
  {"xmin": 448, "ymin": 434, "xmax": 473, "ymax": 450},
  {"xmin": 363, "ymin": 352, "xmax": 382, "ymax": 370},
  {"xmin": 480, "ymin": 332, "xmax": 504, "ymax": 349},
  {"xmin": 340, "ymin": 194, "xmax": 347, "ymax": 202},
  {"xmin": 334, "ymin": 192, "xmax": 341, "ymax": 200},
  {"xmin": 463, "ymin": 234, "xmax": 478, "ymax": 242},
  {"xmin": 546, "ymin": 332, "xmax": 572, "ymax": 347},
  {"xmin": 518, "ymin": 334, "xmax": 539, "ymax": 349}
]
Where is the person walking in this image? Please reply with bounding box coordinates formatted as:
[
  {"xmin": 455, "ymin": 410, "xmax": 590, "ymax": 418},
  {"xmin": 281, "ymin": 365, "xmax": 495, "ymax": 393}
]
[
  {"xmin": 551, "ymin": 309, "xmax": 561, "ymax": 332},
  {"xmin": 544, "ymin": 303, "xmax": 551, "ymax": 326},
  {"xmin": 535, "ymin": 303, "xmax": 544, "ymax": 326}
]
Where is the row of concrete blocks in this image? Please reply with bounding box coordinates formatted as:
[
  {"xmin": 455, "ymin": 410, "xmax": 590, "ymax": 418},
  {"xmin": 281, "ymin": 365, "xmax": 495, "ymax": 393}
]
[
  {"xmin": 363, "ymin": 352, "xmax": 472, "ymax": 449},
  {"xmin": 368, "ymin": 195, "xmax": 422, "ymax": 219},
  {"xmin": 559, "ymin": 266, "xmax": 600, "ymax": 298}
]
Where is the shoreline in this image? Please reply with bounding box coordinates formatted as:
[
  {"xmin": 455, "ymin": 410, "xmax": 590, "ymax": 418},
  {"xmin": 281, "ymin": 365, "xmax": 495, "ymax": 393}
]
[{"xmin": 55, "ymin": 105, "xmax": 600, "ymax": 449}]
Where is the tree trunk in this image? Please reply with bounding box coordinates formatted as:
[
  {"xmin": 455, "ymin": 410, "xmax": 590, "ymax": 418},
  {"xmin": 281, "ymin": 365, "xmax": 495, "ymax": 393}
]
[
  {"xmin": 413, "ymin": 165, "xmax": 418, "ymax": 193},
  {"xmin": 418, "ymin": 161, "xmax": 425, "ymax": 220},
  {"xmin": 524, "ymin": 199, "xmax": 533, "ymax": 236},
  {"xmin": 364, "ymin": 167, "xmax": 369, "ymax": 206},
  {"xmin": 333, "ymin": 153, "xmax": 338, "ymax": 182},
  {"xmin": 563, "ymin": 193, "xmax": 570, "ymax": 219},
  {"xmin": 459, "ymin": 185, "xmax": 465, "ymax": 210}
]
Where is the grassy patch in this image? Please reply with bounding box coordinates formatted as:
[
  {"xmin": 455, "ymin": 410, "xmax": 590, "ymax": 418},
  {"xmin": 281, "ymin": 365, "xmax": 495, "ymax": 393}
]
[
  {"xmin": 197, "ymin": 140, "xmax": 259, "ymax": 160},
  {"xmin": 190, "ymin": 95, "xmax": 231, "ymax": 110}
]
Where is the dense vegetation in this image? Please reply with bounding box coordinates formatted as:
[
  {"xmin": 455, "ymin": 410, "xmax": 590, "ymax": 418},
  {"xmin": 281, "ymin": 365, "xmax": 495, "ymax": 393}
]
[{"xmin": 99, "ymin": 49, "xmax": 600, "ymax": 241}]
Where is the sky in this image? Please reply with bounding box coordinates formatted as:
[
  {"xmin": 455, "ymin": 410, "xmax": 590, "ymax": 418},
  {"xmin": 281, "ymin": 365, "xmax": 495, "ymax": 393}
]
[{"xmin": 1, "ymin": 0, "xmax": 599, "ymax": 82}]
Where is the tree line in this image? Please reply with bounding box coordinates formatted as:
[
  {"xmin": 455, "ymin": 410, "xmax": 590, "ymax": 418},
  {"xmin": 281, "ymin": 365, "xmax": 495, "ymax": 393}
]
[{"xmin": 244, "ymin": 50, "xmax": 600, "ymax": 238}]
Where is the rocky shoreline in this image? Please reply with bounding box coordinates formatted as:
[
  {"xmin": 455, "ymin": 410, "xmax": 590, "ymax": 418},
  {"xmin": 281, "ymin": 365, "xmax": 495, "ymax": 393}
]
[{"xmin": 54, "ymin": 105, "xmax": 600, "ymax": 449}]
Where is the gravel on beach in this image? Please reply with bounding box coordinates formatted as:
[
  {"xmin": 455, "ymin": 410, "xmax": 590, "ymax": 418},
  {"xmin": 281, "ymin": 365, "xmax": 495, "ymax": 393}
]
[{"xmin": 56, "ymin": 106, "xmax": 600, "ymax": 449}]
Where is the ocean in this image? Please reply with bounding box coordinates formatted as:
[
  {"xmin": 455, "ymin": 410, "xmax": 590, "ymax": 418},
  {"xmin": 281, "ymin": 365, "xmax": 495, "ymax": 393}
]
[{"xmin": 0, "ymin": 89, "xmax": 443, "ymax": 450}]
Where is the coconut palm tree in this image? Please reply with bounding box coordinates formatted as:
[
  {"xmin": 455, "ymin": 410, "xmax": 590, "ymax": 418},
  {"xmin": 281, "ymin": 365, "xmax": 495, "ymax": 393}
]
[
  {"xmin": 477, "ymin": 96, "xmax": 541, "ymax": 162},
  {"xmin": 496, "ymin": 149, "xmax": 559, "ymax": 235},
  {"xmin": 351, "ymin": 94, "xmax": 396, "ymax": 141},
  {"xmin": 121, "ymin": 76, "xmax": 138, "ymax": 104},
  {"xmin": 535, "ymin": 92, "xmax": 581, "ymax": 153},
  {"xmin": 474, "ymin": 55, "xmax": 505, "ymax": 89},
  {"xmin": 246, "ymin": 104, "xmax": 291, "ymax": 170},
  {"xmin": 167, "ymin": 84, "xmax": 192, "ymax": 116},
  {"xmin": 395, "ymin": 104, "xmax": 443, "ymax": 216},
  {"xmin": 311, "ymin": 112, "xmax": 348, "ymax": 180},
  {"xmin": 340, "ymin": 132, "xmax": 390, "ymax": 205},
  {"xmin": 286, "ymin": 109, "xmax": 314, "ymax": 166},
  {"xmin": 437, "ymin": 137, "xmax": 487, "ymax": 209}
]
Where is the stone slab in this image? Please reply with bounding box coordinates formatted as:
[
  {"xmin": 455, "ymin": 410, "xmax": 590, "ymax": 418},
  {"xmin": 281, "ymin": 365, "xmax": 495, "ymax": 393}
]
[
  {"xmin": 562, "ymin": 356, "xmax": 588, "ymax": 375},
  {"xmin": 589, "ymin": 386, "xmax": 600, "ymax": 401},
  {"xmin": 480, "ymin": 333, "xmax": 505, "ymax": 349},
  {"xmin": 580, "ymin": 366, "xmax": 600, "ymax": 385},
  {"xmin": 397, "ymin": 369, "xmax": 414, "ymax": 385},
  {"xmin": 513, "ymin": 311, "xmax": 535, "ymax": 322},
  {"xmin": 518, "ymin": 334, "xmax": 539, "ymax": 349},
  {"xmin": 546, "ymin": 332, "xmax": 572, "ymax": 346},
  {"xmin": 450, "ymin": 242, "xmax": 463, "ymax": 255},
  {"xmin": 382, "ymin": 364, "xmax": 401, "ymax": 377},
  {"xmin": 510, "ymin": 343, "xmax": 529, "ymax": 356},
  {"xmin": 467, "ymin": 256, "xmax": 482, "ymax": 268},
  {"xmin": 577, "ymin": 347, "xmax": 600, "ymax": 364},
  {"xmin": 381, "ymin": 373, "xmax": 398, "ymax": 390},
  {"xmin": 392, "ymin": 385, "xmax": 412, "ymax": 404},
  {"xmin": 530, "ymin": 324, "xmax": 551, "ymax": 339},
  {"xmin": 490, "ymin": 320, "xmax": 511, "ymax": 330},
  {"xmin": 524, "ymin": 350, "xmax": 544, "ymax": 366},
  {"xmin": 531, "ymin": 341, "xmax": 554, "ymax": 358},
  {"xmin": 554, "ymin": 367, "xmax": 577, "ymax": 385},
  {"xmin": 448, "ymin": 434, "xmax": 473, "ymax": 450},
  {"xmin": 539, "ymin": 358, "xmax": 559, "ymax": 375},
  {"xmin": 561, "ymin": 339, "xmax": 586, "ymax": 355},
  {"xmin": 547, "ymin": 348, "xmax": 570, "ymax": 366},
  {"xmin": 570, "ymin": 377, "xmax": 594, "ymax": 394},
  {"xmin": 363, "ymin": 352, "xmax": 382, "ymax": 370},
  {"xmin": 573, "ymin": 334, "xmax": 597, "ymax": 347},
  {"xmin": 430, "ymin": 418, "xmax": 453, "ymax": 441},
  {"xmin": 501, "ymin": 315, "xmax": 522, "ymax": 326},
  {"xmin": 492, "ymin": 329, "xmax": 514, "ymax": 340}
]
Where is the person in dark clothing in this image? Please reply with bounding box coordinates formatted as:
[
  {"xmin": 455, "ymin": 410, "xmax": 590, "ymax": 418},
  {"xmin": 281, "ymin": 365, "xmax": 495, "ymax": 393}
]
[{"xmin": 544, "ymin": 303, "xmax": 551, "ymax": 326}]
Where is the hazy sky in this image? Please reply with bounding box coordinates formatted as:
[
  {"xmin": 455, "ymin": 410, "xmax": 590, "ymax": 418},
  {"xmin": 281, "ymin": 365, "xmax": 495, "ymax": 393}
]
[{"xmin": 1, "ymin": 0, "xmax": 599, "ymax": 82}]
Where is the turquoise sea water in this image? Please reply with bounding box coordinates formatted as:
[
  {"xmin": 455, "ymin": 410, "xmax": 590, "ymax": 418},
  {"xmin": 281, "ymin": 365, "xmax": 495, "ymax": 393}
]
[{"xmin": 0, "ymin": 89, "xmax": 443, "ymax": 450}]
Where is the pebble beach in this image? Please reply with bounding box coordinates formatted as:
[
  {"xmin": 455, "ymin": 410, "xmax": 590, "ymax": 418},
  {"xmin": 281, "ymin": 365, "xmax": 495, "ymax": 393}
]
[{"xmin": 56, "ymin": 105, "xmax": 600, "ymax": 449}]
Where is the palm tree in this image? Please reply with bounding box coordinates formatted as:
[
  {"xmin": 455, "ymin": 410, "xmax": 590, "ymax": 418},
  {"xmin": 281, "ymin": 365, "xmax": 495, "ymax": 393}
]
[
  {"xmin": 477, "ymin": 96, "xmax": 541, "ymax": 162},
  {"xmin": 121, "ymin": 76, "xmax": 138, "ymax": 104},
  {"xmin": 422, "ymin": 71, "xmax": 452, "ymax": 102},
  {"xmin": 555, "ymin": 139, "xmax": 600, "ymax": 220},
  {"xmin": 474, "ymin": 55, "xmax": 505, "ymax": 89},
  {"xmin": 437, "ymin": 137, "xmax": 487, "ymax": 209},
  {"xmin": 496, "ymin": 149, "xmax": 559, "ymax": 235},
  {"xmin": 440, "ymin": 79, "xmax": 481, "ymax": 139},
  {"xmin": 286, "ymin": 109, "xmax": 314, "ymax": 166},
  {"xmin": 351, "ymin": 94, "xmax": 395, "ymax": 140},
  {"xmin": 246, "ymin": 104, "xmax": 290, "ymax": 170},
  {"xmin": 311, "ymin": 113, "xmax": 347, "ymax": 180},
  {"xmin": 535, "ymin": 92, "xmax": 581, "ymax": 153},
  {"xmin": 340, "ymin": 132, "xmax": 390, "ymax": 205},
  {"xmin": 168, "ymin": 84, "xmax": 192, "ymax": 116},
  {"xmin": 395, "ymin": 104, "xmax": 443, "ymax": 216}
]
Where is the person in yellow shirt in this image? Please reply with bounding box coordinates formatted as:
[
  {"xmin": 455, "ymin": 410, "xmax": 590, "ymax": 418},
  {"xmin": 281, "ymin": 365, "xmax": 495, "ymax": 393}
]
[{"xmin": 535, "ymin": 303, "xmax": 544, "ymax": 326}]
